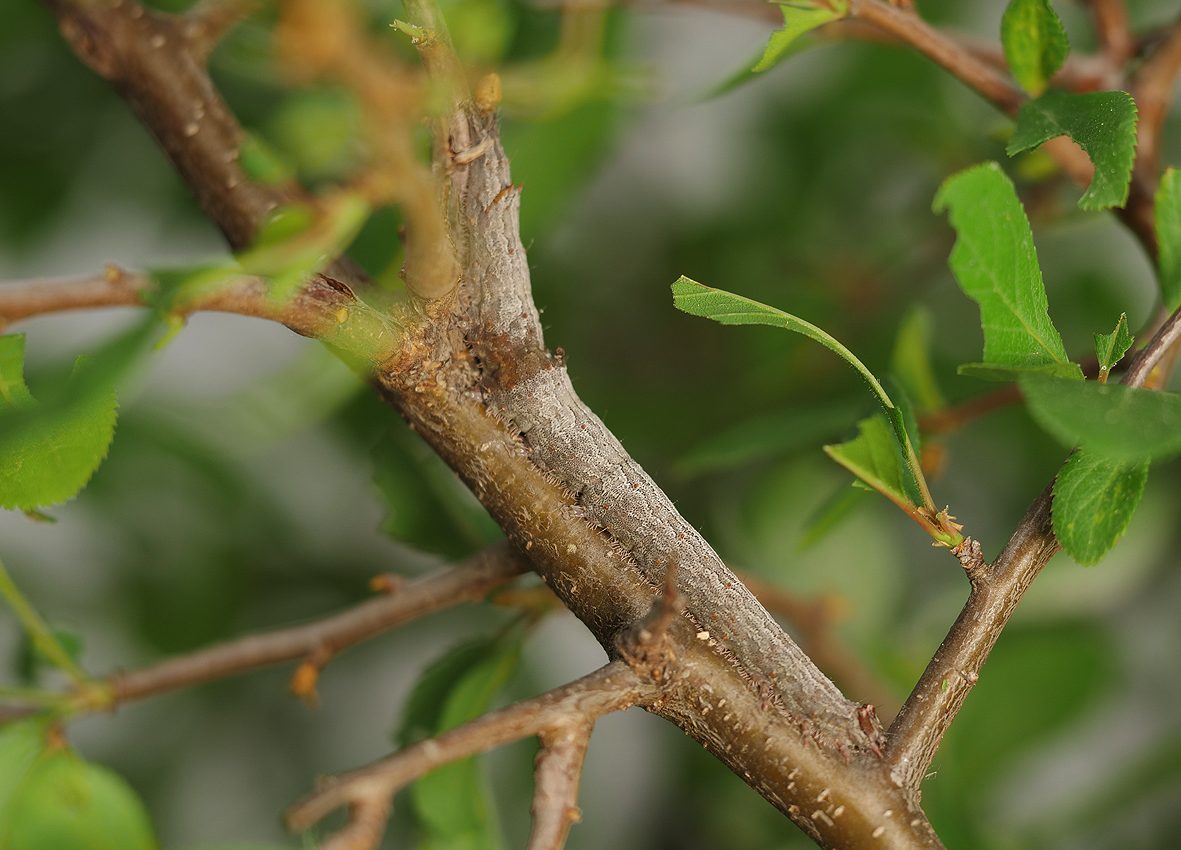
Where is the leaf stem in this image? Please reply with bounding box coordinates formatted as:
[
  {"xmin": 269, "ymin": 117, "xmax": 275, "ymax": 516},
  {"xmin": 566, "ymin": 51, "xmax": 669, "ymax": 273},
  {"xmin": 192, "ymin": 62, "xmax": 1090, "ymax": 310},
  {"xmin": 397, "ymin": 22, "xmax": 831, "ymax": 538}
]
[{"xmin": 0, "ymin": 558, "xmax": 88, "ymax": 686}]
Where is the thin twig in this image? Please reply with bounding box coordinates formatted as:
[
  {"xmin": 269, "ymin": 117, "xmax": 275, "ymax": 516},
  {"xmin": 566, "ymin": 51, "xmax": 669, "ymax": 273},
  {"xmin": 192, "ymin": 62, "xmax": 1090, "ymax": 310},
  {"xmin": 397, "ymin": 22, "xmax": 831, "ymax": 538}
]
[
  {"xmin": 850, "ymin": 0, "xmax": 1023, "ymax": 114},
  {"xmin": 1091, "ymin": 0, "xmax": 1134, "ymax": 67},
  {"xmin": 1122, "ymin": 306, "xmax": 1181, "ymax": 389},
  {"xmin": 1132, "ymin": 18, "xmax": 1181, "ymax": 185},
  {"xmin": 0, "ymin": 267, "xmax": 398, "ymax": 364},
  {"xmin": 527, "ymin": 721, "xmax": 593, "ymax": 850},
  {"xmin": 109, "ymin": 546, "xmax": 525, "ymax": 706},
  {"xmin": 917, "ymin": 385, "xmax": 1023, "ymax": 436},
  {"xmin": 285, "ymin": 662, "xmax": 655, "ymax": 850},
  {"xmin": 884, "ymin": 485, "xmax": 1059, "ymax": 792}
]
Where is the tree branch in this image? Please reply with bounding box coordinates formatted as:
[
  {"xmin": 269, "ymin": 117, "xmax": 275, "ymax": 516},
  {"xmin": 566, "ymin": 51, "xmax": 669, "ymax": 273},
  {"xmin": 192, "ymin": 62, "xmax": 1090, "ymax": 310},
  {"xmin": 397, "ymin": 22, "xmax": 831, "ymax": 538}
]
[
  {"xmin": 1132, "ymin": 17, "xmax": 1181, "ymax": 185},
  {"xmin": 0, "ymin": 267, "xmax": 396, "ymax": 364},
  {"xmin": 285, "ymin": 662, "xmax": 653, "ymax": 850},
  {"xmin": 1122, "ymin": 304, "xmax": 1181, "ymax": 389},
  {"xmin": 1091, "ymin": 0, "xmax": 1134, "ymax": 67},
  {"xmin": 528, "ymin": 721, "xmax": 593, "ymax": 850}
]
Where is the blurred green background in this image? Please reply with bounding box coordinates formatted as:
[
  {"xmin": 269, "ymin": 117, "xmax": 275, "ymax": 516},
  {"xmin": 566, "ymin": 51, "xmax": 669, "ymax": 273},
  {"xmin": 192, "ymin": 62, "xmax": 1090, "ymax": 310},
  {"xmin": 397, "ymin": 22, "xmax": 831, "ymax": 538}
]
[{"xmin": 2, "ymin": 0, "xmax": 1180, "ymax": 848}]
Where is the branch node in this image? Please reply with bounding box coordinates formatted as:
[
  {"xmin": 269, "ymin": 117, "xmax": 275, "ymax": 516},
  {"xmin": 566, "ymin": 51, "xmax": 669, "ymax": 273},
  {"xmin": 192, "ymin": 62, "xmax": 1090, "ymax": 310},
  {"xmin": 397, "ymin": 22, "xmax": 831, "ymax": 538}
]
[{"xmin": 950, "ymin": 536, "xmax": 985, "ymax": 578}]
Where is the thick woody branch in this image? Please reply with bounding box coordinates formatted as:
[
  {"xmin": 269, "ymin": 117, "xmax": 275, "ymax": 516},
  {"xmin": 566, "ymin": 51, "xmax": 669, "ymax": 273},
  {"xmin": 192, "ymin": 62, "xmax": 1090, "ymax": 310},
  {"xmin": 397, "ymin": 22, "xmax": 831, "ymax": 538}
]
[
  {"xmin": 286, "ymin": 662, "xmax": 653, "ymax": 850},
  {"xmin": 48, "ymin": 0, "xmax": 945, "ymax": 845}
]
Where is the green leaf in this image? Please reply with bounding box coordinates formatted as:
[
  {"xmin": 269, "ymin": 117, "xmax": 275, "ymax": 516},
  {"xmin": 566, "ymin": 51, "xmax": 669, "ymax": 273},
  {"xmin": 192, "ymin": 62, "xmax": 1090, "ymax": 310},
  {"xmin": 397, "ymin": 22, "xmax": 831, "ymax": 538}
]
[
  {"xmin": 956, "ymin": 360, "xmax": 1084, "ymax": 381},
  {"xmin": 1006, "ymin": 90, "xmax": 1138, "ymax": 211},
  {"xmin": 1019, "ymin": 375, "xmax": 1181, "ymax": 462},
  {"xmin": 1154, "ymin": 167, "xmax": 1181, "ymax": 310},
  {"xmin": 671, "ymin": 276, "xmax": 930, "ymax": 508},
  {"xmin": 1052, "ymin": 450, "xmax": 1148, "ymax": 565},
  {"xmin": 890, "ymin": 306, "xmax": 946, "ymax": 413},
  {"xmin": 238, "ymin": 133, "xmax": 295, "ymax": 186},
  {"xmin": 397, "ymin": 634, "xmax": 523, "ymax": 850},
  {"xmin": 823, "ymin": 414, "xmax": 918, "ymax": 518},
  {"xmin": 17, "ymin": 627, "xmax": 84, "ymax": 683},
  {"xmin": 237, "ymin": 193, "xmax": 370, "ymax": 304},
  {"xmin": 0, "ymin": 320, "xmax": 158, "ymax": 510},
  {"xmin": 4, "ymin": 749, "xmax": 156, "ymax": 850},
  {"xmin": 752, "ymin": 2, "xmax": 847, "ymax": 74},
  {"xmin": 0, "ymin": 719, "xmax": 50, "ymax": 824},
  {"xmin": 933, "ymin": 162, "xmax": 1081, "ymax": 380},
  {"xmin": 1094, "ymin": 313, "xmax": 1133, "ymax": 382},
  {"xmin": 1000, "ymin": 0, "xmax": 1069, "ymax": 96}
]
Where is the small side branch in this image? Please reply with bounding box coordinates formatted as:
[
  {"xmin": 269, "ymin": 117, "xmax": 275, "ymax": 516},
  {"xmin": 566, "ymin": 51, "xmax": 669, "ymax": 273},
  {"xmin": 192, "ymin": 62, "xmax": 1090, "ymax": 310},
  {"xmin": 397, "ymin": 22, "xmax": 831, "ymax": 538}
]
[
  {"xmin": 109, "ymin": 546, "xmax": 524, "ymax": 706},
  {"xmin": 527, "ymin": 722, "xmax": 593, "ymax": 850},
  {"xmin": 1121, "ymin": 304, "xmax": 1181, "ymax": 389},
  {"xmin": 1091, "ymin": 0, "xmax": 1134, "ymax": 66},
  {"xmin": 286, "ymin": 661, "xmax": 656, "ymax": 850},
  {"xmin": 1133, "ymin": 18, "xmax": 1181, "ymax": 184},
  {"xmin": 884, "ymin": 486, "xmax": 1059, "ymax": 793}
]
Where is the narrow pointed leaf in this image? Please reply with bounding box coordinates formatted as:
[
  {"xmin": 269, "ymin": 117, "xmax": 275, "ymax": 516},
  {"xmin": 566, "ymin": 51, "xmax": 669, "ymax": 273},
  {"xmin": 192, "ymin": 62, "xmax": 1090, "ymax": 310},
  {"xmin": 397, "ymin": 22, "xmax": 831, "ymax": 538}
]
[
  {"xmin": 1052, "ymin": 450, "xmax": 1148, "ymax": 565},
  {"xmin": 753, "ymin": 2, "xmax": 847, "ymax": 74},
  {"xmin": 891, "ymin": 306, "xmax": 946, "ymax": 413},
  {"xmin": 1154, "ymin": 167, "xmax": 1181, "ymax": 310},
  {"xmin": 1001, "ymin": 0, "xmax": 1069, "ymax": 96},
  {"xmin": 1094, "ymin": 313, "xmax": 1133, "ymax": 381},
  {"xmin": 1007, "ymin": 90, "xmax": 1138, "ymax": 210},
  {"xmin": 1019, "ymin": 374, "xmax": 1181, "ymax": 461},
  {"xmin": 934, "ymin": 162, "xmax": 1081, "ymax": 380},
  {"xmin": 672, "ymin": 275, "xmax": 929, "ymax": 507}
]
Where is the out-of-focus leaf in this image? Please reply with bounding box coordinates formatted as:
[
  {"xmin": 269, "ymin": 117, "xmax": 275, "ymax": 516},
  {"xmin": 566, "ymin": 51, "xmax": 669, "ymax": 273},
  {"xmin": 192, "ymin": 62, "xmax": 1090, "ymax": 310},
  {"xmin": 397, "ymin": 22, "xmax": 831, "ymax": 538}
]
[
  {"xmin": 238, "ymin": 193, "xmax": 370, "ymax": 303},
  {"xmin": 0, "ymin": 320, "xmax": 158, "ymax": 510},
  {"xmin": 4, "ymin": 748, "xmax": 156, "ymax": 850},
  {"xmin": 1052, "ymin": 450, "xmax": 1148, "ymax": 565},
  {"xmin": 16, "ymin": 626, "xmax": 84, "ymax": 683},
  {"xmin": 1019, "ymin": 375, "xmax": 1181, "ymax": 461},
  {"xmin": 933, "ymin": 162, "xmax": 1081, "ymax": 381},
  {"xmin": 891, "ymin": 306, "xmax": 945, "ymax": 413},
  {"xmin": 440, "ymin": 0, "xmax": 513, "ymax": 64},
  {"xmin": 1094, "ymin": 312, "xmax": 1133, "ymax": 382},
  {"xmin": 265, "ymin": 90, "xmax": 361, "ymax": 181},
  {"xmin": 0, "ymin": 719, "xmax": 49, "ymax": 822},
  {"xmin": 1154, "ymin": 167, "xmax": 1181, "ymax": 310},
  {"xmin": 238, "ymin": 133, "xmax": 295, "ymax": 186},
  {"xmin": 396, "ymin": 634, "xmax": 523, "ymax": 850},
  {"xmin": 1000, "ymin": 0, "xmax": 1069, "ymax": 96},
  {"xmin": 1007, "ymin": 90, "xmax": 1138, "ymax": 210},
  {"xmin": 372, "ymin": 422, "xmax": 501, "ymax": 557},
  {"xmin": 675, "ymin": 398, "xmax": 864, "ymax": 477},
  {"xmin": 797, "ymin": 482, "xmax": 870, "ymax": 551},
  {"xmin": 672, "ymin": 276, "xmax": 929, "ymax": 507},
  {"xmin": 752, "ymin": 1, "xmax": 847, "ymax": 74}
]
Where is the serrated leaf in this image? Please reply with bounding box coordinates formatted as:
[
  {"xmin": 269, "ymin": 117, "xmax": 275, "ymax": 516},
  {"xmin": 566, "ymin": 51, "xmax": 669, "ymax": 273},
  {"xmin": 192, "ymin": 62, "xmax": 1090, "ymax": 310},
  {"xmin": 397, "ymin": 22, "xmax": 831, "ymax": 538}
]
[
  {"xmin": 1094, "ymin": 313, "xmax": 1133, "ymax": 382},
  {"xmin": 1000, "ymin": 0, "xmax": 1069, "ymax": 96},
  {"xmin": 891, "ymin": 306, "xmax": 946, "ymax": 413},
  {"xmin": 1154, "ymin": 167, "xmax": 1181, "ymax": 310},
  {"xmin": 933, "ymin": 163, "xmax": 1081, "ymax": 380},
  {"xmin": 4, "ymin": 749, "xmax": 156, "ymax": 850},
  {"xmin": 1052, "ymin": 450, "xmax": 1148, "ymax": 565},
  {"xmin": 671, "ymin": 276, "xmax": 931, "ymax": 509},
  {"xmin": 0, "ymin": 320, "xmax": 158, "ymax": 510},
  {"xmin": 752, "ymin": 2, "xmax": 847, "ymax": 74},
  {"xmin": 1007, "ymin": 90, "xmax": 1138, "ymax": 210},
  {"xmin": 1019, "ymin": 374, "xmax": 1181, "ymax": 462},
  {"xmin": 397, "ymin": 634, "xmax": 523, "ymax": 850}
]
